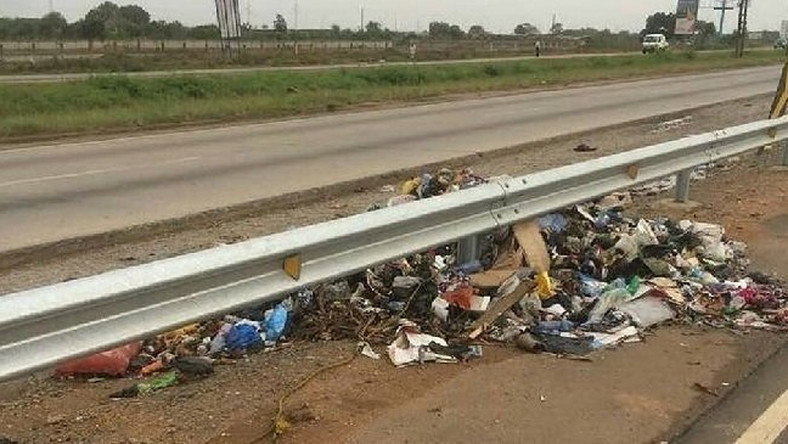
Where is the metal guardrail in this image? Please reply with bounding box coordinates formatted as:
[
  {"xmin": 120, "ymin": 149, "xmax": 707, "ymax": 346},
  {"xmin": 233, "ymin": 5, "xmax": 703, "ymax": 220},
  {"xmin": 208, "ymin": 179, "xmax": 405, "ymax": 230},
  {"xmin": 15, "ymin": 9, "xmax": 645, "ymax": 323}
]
[{"xmin": 1, "ymin": 116, "xmax": 787, "ymax": 382}]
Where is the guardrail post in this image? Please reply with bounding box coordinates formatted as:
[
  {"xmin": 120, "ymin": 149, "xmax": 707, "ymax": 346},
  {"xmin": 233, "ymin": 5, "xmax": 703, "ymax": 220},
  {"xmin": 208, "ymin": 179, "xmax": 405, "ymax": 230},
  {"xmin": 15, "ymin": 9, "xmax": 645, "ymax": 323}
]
[
  {"xmin": 457, "ymin": 235, "xmax": 481, "ymax": 265},
  {"xmin": 783, "ymin": 143, "xmax": 788, "ymax": 166},
  {"xmin": 675, "ymin": 170, "xmax": 692, "ymax": 203}
]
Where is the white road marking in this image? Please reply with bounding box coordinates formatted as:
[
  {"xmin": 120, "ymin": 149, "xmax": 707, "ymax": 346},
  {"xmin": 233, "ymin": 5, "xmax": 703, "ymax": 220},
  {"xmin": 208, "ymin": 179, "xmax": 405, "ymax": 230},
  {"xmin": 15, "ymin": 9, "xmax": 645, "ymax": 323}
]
[
  {"xmin": 0, "ymin": 167, "xmax": 125, "ymax": 188},
  {"xmin": 0, "ymin": 156, "xmax": 200, "ymax": 189},
  {"xmin": 735, "ymin": 388, "xmax": 788, "ymax": 444}
]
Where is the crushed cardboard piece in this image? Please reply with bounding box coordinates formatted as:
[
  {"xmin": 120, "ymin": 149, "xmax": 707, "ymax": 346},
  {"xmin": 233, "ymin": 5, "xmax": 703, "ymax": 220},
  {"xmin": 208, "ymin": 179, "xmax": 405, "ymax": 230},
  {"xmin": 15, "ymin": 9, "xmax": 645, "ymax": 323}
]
[
  {"xmin": 513, "ymin": 220, "xmax": 551, "ymax": 273},
  {"xmin": 470, "ymin": 270, "xmax": 518, "ymax": 290},
  {"xmin": 468, "ymin": 280, "xmax": 536, "ymax": 339}
]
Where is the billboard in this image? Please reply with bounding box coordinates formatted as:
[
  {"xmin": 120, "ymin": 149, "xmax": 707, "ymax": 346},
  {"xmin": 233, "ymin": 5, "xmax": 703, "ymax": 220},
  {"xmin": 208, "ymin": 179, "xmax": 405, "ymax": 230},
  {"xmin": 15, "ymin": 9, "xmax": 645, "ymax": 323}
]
[
  {"xmin": 675, "ymin": 0, "xmax": 700, "ymax": 35},
  {"xmin": 214, "ymin": 0, "xmax": 242, "ymax": 40}
]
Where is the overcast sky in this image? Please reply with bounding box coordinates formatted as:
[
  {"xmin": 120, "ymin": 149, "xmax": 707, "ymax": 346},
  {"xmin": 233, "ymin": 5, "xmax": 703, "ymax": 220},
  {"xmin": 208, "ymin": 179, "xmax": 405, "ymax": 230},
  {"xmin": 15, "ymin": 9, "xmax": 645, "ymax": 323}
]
[{"xmin": 2, "ymin": 0, "xmax": 786, "ymax": 33}]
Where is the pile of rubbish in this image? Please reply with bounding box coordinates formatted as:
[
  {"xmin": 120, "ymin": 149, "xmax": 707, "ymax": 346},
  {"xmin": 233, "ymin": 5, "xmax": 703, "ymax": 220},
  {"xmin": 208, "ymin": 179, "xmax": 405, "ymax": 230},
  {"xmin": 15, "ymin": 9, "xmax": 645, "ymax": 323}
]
[{"xmin": 55, "ymin": 166, "xmax": 786, "ymax": 392}]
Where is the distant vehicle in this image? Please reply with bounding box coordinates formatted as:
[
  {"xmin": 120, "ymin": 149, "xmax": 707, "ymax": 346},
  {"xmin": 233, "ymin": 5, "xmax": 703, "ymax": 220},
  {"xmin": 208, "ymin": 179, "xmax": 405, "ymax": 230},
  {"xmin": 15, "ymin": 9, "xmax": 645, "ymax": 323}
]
[
  {"xmin": 642, "ymin": 34, "xmax": 669, "ymax": 54},
  {"xmin": 775, "ymin": 39, "xmax": 787, "ymax": 49}
]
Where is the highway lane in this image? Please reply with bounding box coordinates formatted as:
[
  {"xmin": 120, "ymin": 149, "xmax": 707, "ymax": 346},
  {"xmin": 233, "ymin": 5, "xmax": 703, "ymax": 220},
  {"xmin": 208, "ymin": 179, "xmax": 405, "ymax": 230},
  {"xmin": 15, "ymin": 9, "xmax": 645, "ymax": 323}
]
[
  {"xmin": 0, "ymin": 51, "xmax": 637, "ymax": 84},
  {"xmin": 678, "ymin": 344, "xmax": 788, "ymax": 444},
  {"xmin": 0, "ymin": 65, "xmax": 780, "ymax": 252}
]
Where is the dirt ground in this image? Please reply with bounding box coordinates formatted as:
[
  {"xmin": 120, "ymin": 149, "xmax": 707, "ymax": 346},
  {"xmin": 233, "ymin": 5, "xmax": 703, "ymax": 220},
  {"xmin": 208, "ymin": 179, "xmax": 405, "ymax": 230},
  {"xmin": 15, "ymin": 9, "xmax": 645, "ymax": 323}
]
[{"xmin": 0, "ymin": 98, "xmax": 786, "ymax": 444}]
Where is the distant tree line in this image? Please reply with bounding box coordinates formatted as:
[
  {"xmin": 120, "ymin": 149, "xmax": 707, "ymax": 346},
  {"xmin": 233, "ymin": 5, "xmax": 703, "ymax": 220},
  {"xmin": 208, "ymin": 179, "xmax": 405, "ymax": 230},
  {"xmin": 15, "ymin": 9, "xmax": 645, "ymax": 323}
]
[
  {"xmin": 1, "ymin": 2, "xmax": 645, "ymax": 49},
  {"xmin": 0, "ymin": 2, "xmax": 219, "ymax": 41},
  {"xmin": 0, "ymin": 2, "xmax": 221, "ymax": 40}
]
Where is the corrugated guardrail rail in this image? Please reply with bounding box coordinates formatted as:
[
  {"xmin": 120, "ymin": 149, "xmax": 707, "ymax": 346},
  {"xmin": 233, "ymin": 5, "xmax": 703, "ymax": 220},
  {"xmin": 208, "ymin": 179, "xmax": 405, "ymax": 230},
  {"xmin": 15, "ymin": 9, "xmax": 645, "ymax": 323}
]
[{"xmin": 1, "ymin": 116, "xmax": 787, "ymax": 382}]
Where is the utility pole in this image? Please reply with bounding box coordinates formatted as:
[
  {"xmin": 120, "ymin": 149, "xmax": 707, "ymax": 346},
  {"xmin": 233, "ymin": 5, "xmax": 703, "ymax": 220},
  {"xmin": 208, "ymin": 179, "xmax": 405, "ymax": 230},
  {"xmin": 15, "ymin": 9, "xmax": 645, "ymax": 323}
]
[
  {"xmin": 246, "ymin": 0, "xmax": 251, "ymax": 25},
  {"xmin": 735, "ymin": 0, "xmax": 749, "ymax": 57},
  {"xmin": 713, "ymin": 0, "xmax": 734, "ymax": 35},
  {"xmin": 551, "ymin": 13, "xmax": 556, "ymax": 33},
  {"xmin": 294, "ymin": 0, "xmax": 299, "ymax": 30},
  {"xmin": 48, "ymin": 0, "xmax": 54, "ymax": 13},
  {"xmin": 360, "ymin": 7, "xmax": 365, "ymax": 32}
]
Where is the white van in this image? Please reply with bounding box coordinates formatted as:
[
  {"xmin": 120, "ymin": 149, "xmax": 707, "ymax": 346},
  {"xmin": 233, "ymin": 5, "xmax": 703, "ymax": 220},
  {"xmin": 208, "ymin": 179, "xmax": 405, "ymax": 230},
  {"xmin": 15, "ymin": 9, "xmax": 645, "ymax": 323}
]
[{"xmin": 642, "ymin": 34, "xmax": 669, "ymax": 53}]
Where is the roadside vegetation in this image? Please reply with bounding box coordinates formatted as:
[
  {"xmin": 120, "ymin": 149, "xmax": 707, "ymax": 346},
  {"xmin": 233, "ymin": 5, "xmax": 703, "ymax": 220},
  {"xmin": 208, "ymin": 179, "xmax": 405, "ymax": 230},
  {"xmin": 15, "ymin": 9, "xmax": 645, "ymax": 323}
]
[{"xmin": 0, "ymin": 50, "xmax": 784, "ymax": 140}]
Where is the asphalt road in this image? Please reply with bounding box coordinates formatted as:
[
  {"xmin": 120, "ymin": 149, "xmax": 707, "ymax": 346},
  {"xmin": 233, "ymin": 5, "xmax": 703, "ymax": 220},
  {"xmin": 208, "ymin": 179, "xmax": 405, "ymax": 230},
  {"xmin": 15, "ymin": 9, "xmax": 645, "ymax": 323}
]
[
  {"xmin": 678, "ymin": 344, "xmax": 788, "ymax": 444},
  {"xmin": 0, "ymin": 51, "xmax": 634, "ymax": 84},
  {"xmin": 0, "ymin": 65, "xmax": 779, "ymax": 253}
]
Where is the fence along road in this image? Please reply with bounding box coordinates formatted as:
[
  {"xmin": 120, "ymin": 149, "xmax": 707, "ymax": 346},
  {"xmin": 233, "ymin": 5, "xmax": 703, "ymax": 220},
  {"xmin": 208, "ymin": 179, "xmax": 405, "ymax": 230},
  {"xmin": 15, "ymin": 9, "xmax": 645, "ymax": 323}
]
[
  {"xmin": 0, "ymin": 66, "xmax": 780, "ymax": 254},
  {"xmin": 1, "ymin": 114, "xmax": 787, "ymax": 382}
]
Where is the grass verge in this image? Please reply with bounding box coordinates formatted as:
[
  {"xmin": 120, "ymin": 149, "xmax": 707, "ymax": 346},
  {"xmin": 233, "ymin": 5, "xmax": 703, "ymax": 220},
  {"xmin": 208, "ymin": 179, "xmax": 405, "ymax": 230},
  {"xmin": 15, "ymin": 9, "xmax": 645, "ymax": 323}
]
[{"xmin": 1, "ymin": 50, "xmax": 784, "ymax": 139}]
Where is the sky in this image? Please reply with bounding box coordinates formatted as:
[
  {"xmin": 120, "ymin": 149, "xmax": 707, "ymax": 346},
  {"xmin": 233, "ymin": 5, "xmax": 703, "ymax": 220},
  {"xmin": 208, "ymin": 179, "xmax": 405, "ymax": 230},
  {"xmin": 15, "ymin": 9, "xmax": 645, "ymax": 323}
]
[{"xmin": 2, "ymin": 0, "xmax": 786, "ymax": 34}]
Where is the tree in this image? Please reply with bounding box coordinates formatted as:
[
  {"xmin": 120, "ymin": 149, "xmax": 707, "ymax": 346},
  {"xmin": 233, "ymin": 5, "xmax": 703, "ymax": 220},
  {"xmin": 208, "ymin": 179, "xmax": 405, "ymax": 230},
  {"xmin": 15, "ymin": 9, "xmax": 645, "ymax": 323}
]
[
  {"xmin": 274, "ymin": 14, "xmax": 288, "ymax": 33},
  {"xmin": 365, "ymin": 21, "xmax": 382, "ymax": 34},
  {"xmin": 188, "ymin": 24, "xmax": 220, "ymax": 40},
  {"xmin": 118, "ymin": 5, "xmax": 150, "ymax": 26},
  {"xmin": 146, "ymin": 20, "xmax": 186, "ymax": 39},
  {"xmin": 80, "ymin": 2, "xmax": 153, "ymax": 39},
  {"xmin": 85, "ymin": 1, "xmax": 121, "ymax": 36},
  {"xmin": 448, "ymin": 24, "xmax": 464, "ymax": 39},
  {"xmin": 429, "ymin": 21, "xmax": 451, "ymax": 38},
  {"xmin": 642, "ymin": 12, "xmax": 675, "ymax": 38},
  {"xmin": 696, "ymin": 20, "xmax": 716, "ymax": 38},
  {"xmin": 692, "ymin": 20, "xmax": 717, "ymax": 47},
  {"xmin": 80, "ymin": 16, "xmax": 106, "ymax": 40},
  {"xmin": 39, "ymin": 12, "xmax": 67, "ymax": 39},
  {"xmin": 550, "ymin": 22, "xmax": 564, "ymax": 34},
  {"xmin": 468, "ymin": 25, "xmax": 486, "ymax": 39},
  {"xmin": 514, "ymin": 23, "xmax": 539, "ymax": 35},
  {"xmin": 429, "ymin": 22, "xmax": 465, "ymax": 39}
]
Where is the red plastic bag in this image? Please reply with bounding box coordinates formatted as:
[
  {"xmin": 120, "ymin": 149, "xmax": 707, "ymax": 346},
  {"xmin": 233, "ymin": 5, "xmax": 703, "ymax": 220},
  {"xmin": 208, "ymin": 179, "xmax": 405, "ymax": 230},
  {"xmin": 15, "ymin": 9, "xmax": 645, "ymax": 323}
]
[{"xmin": 55, "ymin": 342, "xmax": 142, "ymax": 377}]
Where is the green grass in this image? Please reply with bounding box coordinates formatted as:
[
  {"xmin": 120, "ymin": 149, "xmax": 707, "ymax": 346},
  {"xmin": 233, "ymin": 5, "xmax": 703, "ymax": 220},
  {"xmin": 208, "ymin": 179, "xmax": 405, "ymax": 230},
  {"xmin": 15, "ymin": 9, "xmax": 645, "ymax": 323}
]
[{"xmin": 1, "ymin": 50, "xmax": 784, "ymax": 139}]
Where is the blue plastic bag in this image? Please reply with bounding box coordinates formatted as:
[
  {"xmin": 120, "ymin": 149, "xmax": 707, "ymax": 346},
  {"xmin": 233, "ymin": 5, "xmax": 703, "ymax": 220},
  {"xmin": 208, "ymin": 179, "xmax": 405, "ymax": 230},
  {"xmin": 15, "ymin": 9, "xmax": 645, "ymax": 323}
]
[
  {"xmin": 538, "ymin": 214, "xmax": 569, "ymax": 234},
  {"xmin": 265, "ymin": 303, "xmax": 289, "ymax": 343},
  {"xmin": 225, "ymin": 323, "xmax": 262, "ymax": 351}
]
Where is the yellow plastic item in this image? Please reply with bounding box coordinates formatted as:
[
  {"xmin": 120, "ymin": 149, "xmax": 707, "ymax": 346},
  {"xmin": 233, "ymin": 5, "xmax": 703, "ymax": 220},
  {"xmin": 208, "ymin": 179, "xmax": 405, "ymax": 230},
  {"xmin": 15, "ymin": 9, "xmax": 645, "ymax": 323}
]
[
  {"xmin": 401, "ymin": 177, "xmax": 421, "ymax": 196},
  {"xmin": 536, "ymin": 271, "xmax": 554, "ymax": 300}
]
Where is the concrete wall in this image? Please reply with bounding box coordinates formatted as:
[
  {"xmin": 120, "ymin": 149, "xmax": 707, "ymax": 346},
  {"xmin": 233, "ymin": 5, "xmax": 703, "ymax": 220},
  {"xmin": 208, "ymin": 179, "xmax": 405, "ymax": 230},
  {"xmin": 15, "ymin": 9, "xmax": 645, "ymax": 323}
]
[
  {"xmin": 0, "ymin": 39, "xmax": 394, "ymax": 55},
  {"xmin": 0, "ymin": 38, "xmax": 584, "ymax": 57}
]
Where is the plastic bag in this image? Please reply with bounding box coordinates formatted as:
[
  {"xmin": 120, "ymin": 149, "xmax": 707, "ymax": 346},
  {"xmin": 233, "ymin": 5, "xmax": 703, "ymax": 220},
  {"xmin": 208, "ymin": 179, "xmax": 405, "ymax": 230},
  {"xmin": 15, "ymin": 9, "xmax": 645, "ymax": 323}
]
[
  {"xmin": 55, "ymin": 342, "xmax": 142, "ymax": 377},
  {"xmin": 265, "ymin": 303, "xmax": 289, "ymax": 343},
  {"xmin": 587, "ymin": 288, "xmax": 632, "ymax": 325},
  {"xmin": 538, "ymin": 214, "xmax": 569, "ymax": 234},
  {"xmin": 225, "ymin": 323, "xmax": 263, "ymax": 350}
]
